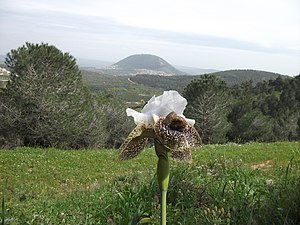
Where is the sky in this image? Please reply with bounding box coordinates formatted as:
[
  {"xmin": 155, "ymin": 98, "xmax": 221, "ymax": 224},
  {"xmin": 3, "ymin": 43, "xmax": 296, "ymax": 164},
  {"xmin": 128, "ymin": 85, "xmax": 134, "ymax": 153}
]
[{"xmin": 0, "ymin": 0, "xmax": 299, "ymax": 75}]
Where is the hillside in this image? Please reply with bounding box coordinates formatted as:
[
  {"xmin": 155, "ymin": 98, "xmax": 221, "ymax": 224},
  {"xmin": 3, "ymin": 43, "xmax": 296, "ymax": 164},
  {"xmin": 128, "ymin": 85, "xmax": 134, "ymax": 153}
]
[
  {"xmin": 213, "ymin": 69, "xmax": 288, "ymax": 86},
  {"xmin": 81, "ymin": 70, "xmax": 163, "ymax": 104},
  {"xmin": 99, "ymin": 54, "xmax": 185, "ymax": 76},
  {"xmin": 81, "ymin": 69, "xmax": 288, "ymax": 103},
  {"xmin": 129, "ymin": 69, "xmax": 289, "ymax": 92}
]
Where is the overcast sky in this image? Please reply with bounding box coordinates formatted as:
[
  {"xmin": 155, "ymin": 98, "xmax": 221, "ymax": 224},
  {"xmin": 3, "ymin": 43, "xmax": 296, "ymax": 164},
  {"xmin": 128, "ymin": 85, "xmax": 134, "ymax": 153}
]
[{"xmin": 0, "ymin": 0, "xmax": 299, "ymax": 75}]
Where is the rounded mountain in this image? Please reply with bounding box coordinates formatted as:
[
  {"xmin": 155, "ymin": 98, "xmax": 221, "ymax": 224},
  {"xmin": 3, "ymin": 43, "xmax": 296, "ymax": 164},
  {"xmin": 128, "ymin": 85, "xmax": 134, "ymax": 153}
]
[{"xmin": 108, "ymin": 54, "xmax": 184, "ymax": 76}]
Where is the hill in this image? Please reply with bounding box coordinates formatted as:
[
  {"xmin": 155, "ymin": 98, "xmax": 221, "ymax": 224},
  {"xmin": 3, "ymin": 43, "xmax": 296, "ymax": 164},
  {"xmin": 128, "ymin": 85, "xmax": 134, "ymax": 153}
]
[
  {"xmin": 99, "ymin": 54, "xmax": 185, "ymax": 76},
  {"xmin": 81, "ymin": 70, "xmax": 163, "ymax": 104},
  {"xmin": 81, "ymin": 69, "xmax": 288, "ymax": 103},
  {"xmin": 213, "ymin": 69, "xmax": 289, "ymax": 86},
  {"xmin": 129, "ymin": 69, "xmax": 289, "ymax": 92}
]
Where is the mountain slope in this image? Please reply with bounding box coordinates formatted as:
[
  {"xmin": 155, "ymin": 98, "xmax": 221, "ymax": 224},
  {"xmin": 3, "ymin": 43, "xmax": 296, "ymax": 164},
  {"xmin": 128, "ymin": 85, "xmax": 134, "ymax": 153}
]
[
  {"xmin": 129, "ymin": 69, "xmax": 289, "ymax": 92},
  {"xmin": 81, "ymin": 70, "xmax": 163, "ymax": 103},
  {"xmin": 100, "ymin": 54, "xmax": 185, "ymax": 76},
  {"xmin": 212, "ymin": 69, "xmax": 288, "ymax": 86}
]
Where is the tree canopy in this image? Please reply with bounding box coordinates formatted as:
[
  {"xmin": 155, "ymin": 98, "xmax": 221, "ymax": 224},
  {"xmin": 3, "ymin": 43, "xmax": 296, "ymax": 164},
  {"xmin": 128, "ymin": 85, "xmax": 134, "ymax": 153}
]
[
  {"xmin": 183, "ymin": 75, "xmax": 232, "ymax": 144},
  {"xmin": 0, "ymin": 43, "xmax": 108, "ymax": 148},
  {"xmin": 183, "ymin": 74, "xmax": 300, "ymax": 143}
]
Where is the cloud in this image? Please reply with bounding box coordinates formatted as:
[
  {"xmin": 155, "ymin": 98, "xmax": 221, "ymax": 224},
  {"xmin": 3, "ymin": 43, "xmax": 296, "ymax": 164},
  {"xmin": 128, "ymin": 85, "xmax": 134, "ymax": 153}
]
[
  {"xmin": 1, "ymin": 7, "xmax": 297, "ymax": 57},
  {"xmin": 0, "ymin": 0, "xmax": 299, "ymax": 75}
]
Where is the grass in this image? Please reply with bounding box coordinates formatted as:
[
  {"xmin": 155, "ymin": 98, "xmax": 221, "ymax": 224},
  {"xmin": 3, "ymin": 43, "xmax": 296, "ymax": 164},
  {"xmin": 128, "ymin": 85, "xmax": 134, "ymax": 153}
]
[{"xmin": 1, "ymin": 142, "xmax": 300, "ymax": 224}]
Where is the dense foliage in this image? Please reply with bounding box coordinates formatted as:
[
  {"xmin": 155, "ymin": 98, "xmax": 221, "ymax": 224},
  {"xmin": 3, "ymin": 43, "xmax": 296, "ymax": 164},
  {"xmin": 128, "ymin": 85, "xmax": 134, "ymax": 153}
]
[
  {"xmin": 81, "ymin": 70, "xmax": 162, "ymax": 103},
  {"xmin": 183, "ymin": 74, "xmax": 300, "ymax": 144},
  {"xmin": 0, "ymin": 43, "xmax": 131, "ymax": 149},
  {"xmin": 183, "ymin": 75, "xmax": 232, "ymax": 143}
]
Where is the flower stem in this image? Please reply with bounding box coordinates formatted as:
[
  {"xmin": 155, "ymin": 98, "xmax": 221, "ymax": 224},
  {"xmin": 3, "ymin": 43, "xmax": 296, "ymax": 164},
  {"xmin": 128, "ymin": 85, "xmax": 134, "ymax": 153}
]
[{"xmin": 155, "ymin": 140, "xmax": 170, "ymax": 225}]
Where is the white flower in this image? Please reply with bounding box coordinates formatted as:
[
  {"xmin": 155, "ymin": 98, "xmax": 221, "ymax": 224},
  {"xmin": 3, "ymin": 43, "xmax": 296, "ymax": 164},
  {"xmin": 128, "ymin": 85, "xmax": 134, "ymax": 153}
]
[
  {"xmin": 126, "ymin": 90, "xmax": 195, "ymax": 125},
  {"xmin": 265, "ymin": 179, "xmax": 273, "ymax": 186}
]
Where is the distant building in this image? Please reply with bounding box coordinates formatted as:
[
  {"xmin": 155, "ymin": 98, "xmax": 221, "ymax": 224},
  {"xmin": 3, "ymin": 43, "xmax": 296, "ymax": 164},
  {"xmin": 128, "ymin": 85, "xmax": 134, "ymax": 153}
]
[{"xmin": 0, "ymin": 67, "xmax": 10, "ymax": 88}]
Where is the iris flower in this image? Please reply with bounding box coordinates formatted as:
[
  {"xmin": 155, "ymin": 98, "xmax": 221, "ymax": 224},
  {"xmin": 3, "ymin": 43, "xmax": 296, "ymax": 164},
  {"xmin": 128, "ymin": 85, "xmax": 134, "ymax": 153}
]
[{"xmin": 119, "ymin": 90, "xmax": 202, "ymax": 225}]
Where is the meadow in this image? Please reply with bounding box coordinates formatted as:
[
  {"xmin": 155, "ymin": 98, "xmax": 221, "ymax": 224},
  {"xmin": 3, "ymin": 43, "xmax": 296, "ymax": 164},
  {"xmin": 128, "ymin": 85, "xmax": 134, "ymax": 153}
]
[{"xmin": 1, "ymin": 142, "xmax": 300, "ymax": 224}]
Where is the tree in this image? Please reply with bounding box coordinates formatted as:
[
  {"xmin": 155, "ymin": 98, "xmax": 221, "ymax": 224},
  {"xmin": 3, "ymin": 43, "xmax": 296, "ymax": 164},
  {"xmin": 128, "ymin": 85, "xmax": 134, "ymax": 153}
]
[
  {"xmin": 99, "ymin": 97, "xmax": 134, "ymax": 148},
  {"xmin": 0, "ymin": 42, "xmax": 107, "ymax": 148},
  {"xmin": 183, "ymin": 75, "xmax": 232, "ymax": 144}
]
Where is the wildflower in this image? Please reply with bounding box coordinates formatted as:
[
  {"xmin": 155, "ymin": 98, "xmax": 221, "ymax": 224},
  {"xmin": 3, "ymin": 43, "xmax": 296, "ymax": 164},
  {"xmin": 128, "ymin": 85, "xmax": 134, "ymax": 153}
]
[
  {"xmin": 118, "ymin": 90, "xmax": 202, "ymax": 225},
  {"xmin": 265, "ymin": 179, "xmax": 274, "ymax": 186},
  {"xmin": 119, "ymin": 90, "xmax": 201, "ymax": 163}
]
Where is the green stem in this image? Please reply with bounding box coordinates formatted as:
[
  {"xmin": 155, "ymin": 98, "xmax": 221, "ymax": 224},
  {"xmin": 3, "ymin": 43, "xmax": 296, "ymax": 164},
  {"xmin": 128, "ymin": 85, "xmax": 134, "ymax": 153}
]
[
  {"xmin": 161, "ymin": 190, "xmax": 167, "ymax": 225},
  {"xmin": 155, "ymin": 140, "xmax": 170, "ymax": 225}
]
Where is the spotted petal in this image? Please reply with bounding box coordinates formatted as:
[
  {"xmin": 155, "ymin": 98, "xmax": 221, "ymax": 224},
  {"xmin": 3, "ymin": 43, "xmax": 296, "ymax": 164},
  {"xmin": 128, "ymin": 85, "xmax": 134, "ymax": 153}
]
[
  {"xmin": 154, "ymin": 112, "xmax": 202, "ymax": 163},
  {"xmin": 118, "ymin": 123, "xmax": 155, "ymax": 160}
]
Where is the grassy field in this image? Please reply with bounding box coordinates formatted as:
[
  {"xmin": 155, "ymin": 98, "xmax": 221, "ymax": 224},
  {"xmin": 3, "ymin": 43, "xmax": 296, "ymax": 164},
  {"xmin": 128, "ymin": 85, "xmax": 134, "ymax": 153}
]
[{"xmin": 1, "ymin": 142, "xmax": 300, "ymax": 224}]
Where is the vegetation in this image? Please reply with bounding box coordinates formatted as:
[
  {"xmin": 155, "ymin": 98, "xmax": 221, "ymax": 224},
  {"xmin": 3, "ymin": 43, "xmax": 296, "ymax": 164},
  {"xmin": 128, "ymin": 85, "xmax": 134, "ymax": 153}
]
[
  {"xmin": 227, "ymin": 76, "xmax": 300, "ymax": 142},
  {"xmin": 0, "ymin": 42, "xmax": 299, "ymax": 149},
  {"xmin": 182, "ymin": 74, "xmax": 300, "ymax": 144},
  {"xmin": 1, "ymin": 142, "xmax": 299, "ymax": 224},
  {"xmin": 0, "ymin": 43, "xmax": 129, "ymax": 149},
  {"xmin": 213, "ymin": 69, "xmax": 289, "ymax": 86},
  {"xmin": 0, "ymin": 42, "xmax": 300, "ymax": 224},
  {"xmin": 81, "ymin": 70, "xmax": 163, "ymax": 103},
  {"xmin": 183, "ymin": 75, "xmax": 232, "ymax": 144}
]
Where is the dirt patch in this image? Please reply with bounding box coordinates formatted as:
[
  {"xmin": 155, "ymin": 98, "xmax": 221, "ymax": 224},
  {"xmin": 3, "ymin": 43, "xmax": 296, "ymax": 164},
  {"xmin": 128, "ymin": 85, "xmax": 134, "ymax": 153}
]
[{"xmin": 251, "ymin": 160, "xmax": 272, "ymax": 170}]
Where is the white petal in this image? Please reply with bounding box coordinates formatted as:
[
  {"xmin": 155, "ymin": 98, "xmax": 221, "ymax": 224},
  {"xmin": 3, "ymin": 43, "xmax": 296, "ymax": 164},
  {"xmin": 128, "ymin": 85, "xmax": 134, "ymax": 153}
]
[
  {"xmin": 126, "ymin": 90, "xmax": 196, "ymax": 126},
  {"xmin": 126, "ymin": 108, "xmax": 156, "ymax": 125},
  {"xmin": 141, "ymin": 90, "xmax": 187, "ymax": 117},
  {"xmin": 159, "ymin": 90, "xmax": 187, "ymax": 116},
  {"xmin": 141, "ymin": 95, "xmax": 161, "ymax": 115},
  {"xmin": 185, "ymin": 118, "xmax": 195, "ymax": 126}
]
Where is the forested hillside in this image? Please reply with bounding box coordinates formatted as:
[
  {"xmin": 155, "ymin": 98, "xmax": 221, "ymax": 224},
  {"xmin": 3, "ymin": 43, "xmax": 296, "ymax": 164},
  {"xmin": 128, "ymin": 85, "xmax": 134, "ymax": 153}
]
[
  {"xmin": 82, "ymin": 69, "xmax": 288, "ymax": 101},
  {"xmin": 81, "ymin": 70, "xmax": 163, "ymax": 103},
  {"xmin": 129, "ymin": 70, "xmax": 288, "ymax": 93},
  {"xmin": 183, "ymin": 74, "xmax": 300, "ymax": 143}
]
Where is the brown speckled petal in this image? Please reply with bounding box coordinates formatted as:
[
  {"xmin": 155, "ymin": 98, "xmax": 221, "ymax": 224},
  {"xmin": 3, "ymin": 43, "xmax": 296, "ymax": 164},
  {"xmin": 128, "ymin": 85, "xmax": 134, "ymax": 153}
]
[
  {"xmin": 154, "ymin": 112, "xmax": 202, "ymax": 163},
  {"xmin": 118, "ymin": 123, "xmax": 154, "ymax": 160},
  {"xmin": 171, "ymin": 147, "xmax": 192, "ymax": 163}
]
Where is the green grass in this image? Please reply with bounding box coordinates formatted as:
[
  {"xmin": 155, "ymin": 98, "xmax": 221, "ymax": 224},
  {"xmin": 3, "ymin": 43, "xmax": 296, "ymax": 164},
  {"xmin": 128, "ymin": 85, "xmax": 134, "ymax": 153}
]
[{"xmin": 1, "ymin": 142, "xmax": 300, "ymax": 224}]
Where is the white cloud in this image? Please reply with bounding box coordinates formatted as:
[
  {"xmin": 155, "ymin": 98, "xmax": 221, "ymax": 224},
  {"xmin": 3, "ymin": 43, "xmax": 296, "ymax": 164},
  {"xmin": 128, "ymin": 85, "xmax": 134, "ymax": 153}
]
[{"xmin": 0, "ymin": 0, "xmax": 299, "ymax": 74}]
